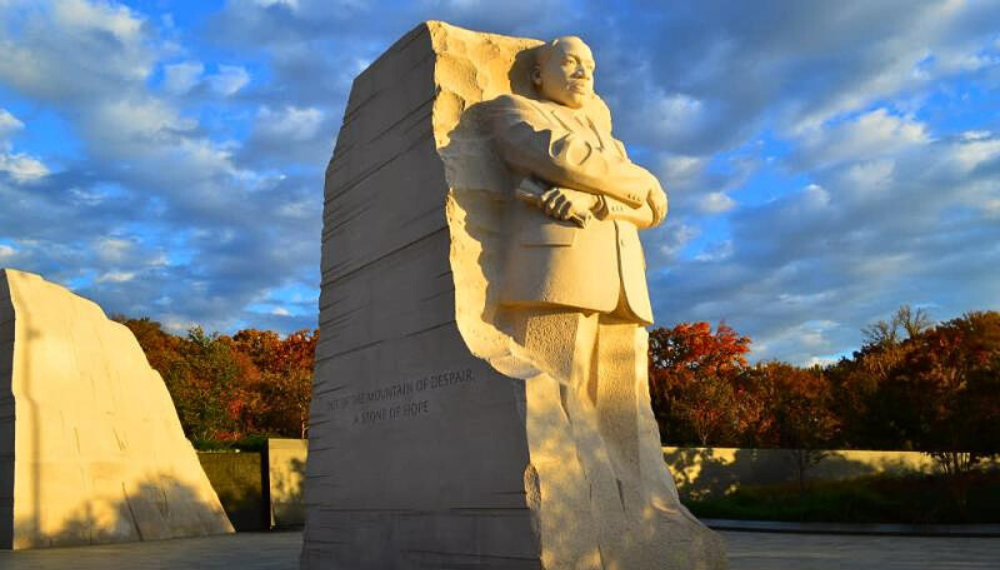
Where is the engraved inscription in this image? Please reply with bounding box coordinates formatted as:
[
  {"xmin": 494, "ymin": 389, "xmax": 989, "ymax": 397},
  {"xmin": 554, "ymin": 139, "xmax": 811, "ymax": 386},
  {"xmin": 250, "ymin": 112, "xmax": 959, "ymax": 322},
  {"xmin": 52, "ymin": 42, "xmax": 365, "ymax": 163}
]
[{"xmin": 326, "ymin": 368, "xmax": 475, "ymax": 425}]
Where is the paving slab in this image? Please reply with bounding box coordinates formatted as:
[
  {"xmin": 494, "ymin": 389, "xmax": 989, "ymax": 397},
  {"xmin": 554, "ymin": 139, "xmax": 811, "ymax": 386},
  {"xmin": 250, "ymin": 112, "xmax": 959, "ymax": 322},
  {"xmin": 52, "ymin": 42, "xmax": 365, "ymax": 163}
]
[
  {"xmin": 706, "ymin": 518, "xmax": 1000, "ymax": 537},
  {"xmin": 0, "ymin": 531, "xmax": 302, "ymax": 570},
  {"xmin": 723, "ymin": 531, "xmax": 1000, "ymax": 569},
  {"xmin": 0, "ymin": 530, "xmax": 998, "ymax": 569}
]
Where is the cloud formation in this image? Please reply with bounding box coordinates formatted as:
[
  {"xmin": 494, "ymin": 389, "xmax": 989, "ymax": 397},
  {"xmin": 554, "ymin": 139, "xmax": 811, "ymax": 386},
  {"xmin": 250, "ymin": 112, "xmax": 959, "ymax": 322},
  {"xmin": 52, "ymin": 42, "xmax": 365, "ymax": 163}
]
[{"xmin": 0, "ymin": 0, "xmax": 997, "ymax": 363}]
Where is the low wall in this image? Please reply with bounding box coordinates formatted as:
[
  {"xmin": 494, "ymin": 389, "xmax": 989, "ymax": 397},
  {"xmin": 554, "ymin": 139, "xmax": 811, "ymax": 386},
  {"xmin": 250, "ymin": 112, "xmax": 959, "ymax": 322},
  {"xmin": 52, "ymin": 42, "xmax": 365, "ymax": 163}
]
[
  {"xmin": 266, "ymin": 439, "xmax": 307, "ymax": 528},
  {"xmin": 663, "ymin": 447, "xmax": 999, "ymax": 500},
  {"xmin": 198, "ymin": 452, "xmax": 267, "ymax": 531},
  {"xmin": 197, "ymin": 439, "xmax": 308, "ymax": 531}
]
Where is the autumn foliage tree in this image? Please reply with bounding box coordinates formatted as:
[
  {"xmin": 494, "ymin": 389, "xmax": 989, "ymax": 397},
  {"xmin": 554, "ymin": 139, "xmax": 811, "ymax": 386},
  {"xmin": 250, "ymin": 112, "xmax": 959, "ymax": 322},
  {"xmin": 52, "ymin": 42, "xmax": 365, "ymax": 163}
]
[
  {"xmin": 867, "ymin": 312, "xmax": 1000, "ymax": 469},
  {"xmin": 232, "ymin": 328, "xmax": 316, "ymax": 439},
  {"xmin": 648, "ymin": 322, "xmax": 751, "ymax": 446},
  {"xmin": 116, "ymin": 305, "xmax": 999, "ymax": 462},
  {"xmin": 745, "ymin": 361, "xmax": 840, "ymax": 490},
  {"xmin": 116, "ymin": 316, "xmax": 318, "ymax": 446},
  {"xmin": 649, "ymin": 308, "xmax": 1000, "ymax": 469}
]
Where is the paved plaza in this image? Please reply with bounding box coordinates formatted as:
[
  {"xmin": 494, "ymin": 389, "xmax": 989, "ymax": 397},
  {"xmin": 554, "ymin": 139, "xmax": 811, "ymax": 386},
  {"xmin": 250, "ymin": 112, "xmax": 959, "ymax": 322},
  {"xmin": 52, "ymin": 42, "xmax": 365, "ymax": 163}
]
[{"xmin": 1, "ymin": 530, "xmax": 998, "ymax": 570}]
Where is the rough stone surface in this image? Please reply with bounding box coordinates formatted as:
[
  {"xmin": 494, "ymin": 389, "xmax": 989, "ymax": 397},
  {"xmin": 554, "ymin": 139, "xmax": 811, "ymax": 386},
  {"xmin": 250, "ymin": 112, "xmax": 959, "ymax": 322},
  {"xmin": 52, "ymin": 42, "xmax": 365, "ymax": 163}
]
[
  {"xmin": 0, "ymin": 269, "xmax": 233, "ymax": 549},
  {"xmin": 303, "ymin": 21, "xmax": 724, "ymax": 569}
]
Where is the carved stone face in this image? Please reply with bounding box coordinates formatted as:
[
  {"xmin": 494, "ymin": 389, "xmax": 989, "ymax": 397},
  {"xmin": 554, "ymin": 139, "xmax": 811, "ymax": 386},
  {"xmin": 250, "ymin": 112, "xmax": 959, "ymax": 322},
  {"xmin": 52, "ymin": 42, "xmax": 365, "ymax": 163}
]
[{"xmin": 533, "ymin": 37, "xmax": 595, "ymax": 109}]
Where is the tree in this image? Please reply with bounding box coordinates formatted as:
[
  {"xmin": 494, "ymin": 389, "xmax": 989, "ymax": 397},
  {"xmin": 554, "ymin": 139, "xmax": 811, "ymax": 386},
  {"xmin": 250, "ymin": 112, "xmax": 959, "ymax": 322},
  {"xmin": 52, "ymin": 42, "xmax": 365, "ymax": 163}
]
[
  {"xmin": 649, "ymin": 322, "xmax": 751, "ymax": 446},
  {"xmin": 747, "ymin": 362, "xmax": 840, "ymax": 490},
  {"xmin": 881, "ymin": 313, "xmax": 1000, "ymax": 486},
  {"xmin": 830, "ymin": 305, "xmax": 932, "ymax": 450},
  {"xmin": 175, "ymin": 327, "xmax": 261, "ymax": 442},
  {"xmin": 119, "ymin": 317, "xmax": 319, "ymax": 445},
  {"xmin": 861, "ymin": 304, "xmax": 931, "ymax": 347},
  {"xmin": 233, "ymin": 328, "xmax": 318, "ymax": 439}
]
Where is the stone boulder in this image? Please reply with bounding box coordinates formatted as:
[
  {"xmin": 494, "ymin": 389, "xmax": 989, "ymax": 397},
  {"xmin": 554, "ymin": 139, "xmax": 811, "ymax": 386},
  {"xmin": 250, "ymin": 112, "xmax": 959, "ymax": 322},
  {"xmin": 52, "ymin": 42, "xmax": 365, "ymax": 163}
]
[{"xmin": 0, "ymin": 269, "xmax": 233, "ymax": 549}]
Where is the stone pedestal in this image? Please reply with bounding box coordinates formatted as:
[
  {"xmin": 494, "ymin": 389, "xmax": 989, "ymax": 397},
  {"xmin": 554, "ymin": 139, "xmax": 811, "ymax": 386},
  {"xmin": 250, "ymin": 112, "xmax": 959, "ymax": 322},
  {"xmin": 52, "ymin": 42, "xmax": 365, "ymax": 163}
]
[
  {"xmin": 302, "ymin": 21, "xmax": 726, "ymax": 570},
  {"xmin": 0, "ymin": 269, "xmax": 233, "ymax": 549}
]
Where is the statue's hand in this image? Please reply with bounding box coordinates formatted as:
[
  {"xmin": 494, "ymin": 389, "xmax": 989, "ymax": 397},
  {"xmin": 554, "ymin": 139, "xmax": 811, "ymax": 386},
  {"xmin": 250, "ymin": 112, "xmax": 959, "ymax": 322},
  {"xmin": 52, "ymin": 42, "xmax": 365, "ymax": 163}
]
[
  {"xmin": 541, "ymin": 187, "xmax": 597, "ymax": 227},
  {"xmin": 647, "ymin": 181, "xmax": 668, "ymax": 224}
]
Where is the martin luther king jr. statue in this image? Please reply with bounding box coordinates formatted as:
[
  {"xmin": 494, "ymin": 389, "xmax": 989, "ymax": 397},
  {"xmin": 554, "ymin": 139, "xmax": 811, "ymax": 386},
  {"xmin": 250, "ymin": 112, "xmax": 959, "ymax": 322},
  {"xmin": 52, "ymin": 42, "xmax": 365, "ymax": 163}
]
[
  {"xmin": 491, "ymin": 36, "xmax": 668, "ymax": 326},
  {"xmin": 478, "ymin": 35, "xmax": 726, "ymax": 569},
  {"xmin": 304, "ymin": 22, "xmax": 725, "ymax": 570}
]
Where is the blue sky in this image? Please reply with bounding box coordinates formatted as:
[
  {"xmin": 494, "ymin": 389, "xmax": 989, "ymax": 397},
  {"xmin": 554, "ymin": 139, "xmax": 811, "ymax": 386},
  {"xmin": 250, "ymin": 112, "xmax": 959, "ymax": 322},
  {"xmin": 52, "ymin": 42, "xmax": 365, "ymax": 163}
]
[{"xmin": 1, "ymin": 0, "xmax": 998, "ymax": 364}]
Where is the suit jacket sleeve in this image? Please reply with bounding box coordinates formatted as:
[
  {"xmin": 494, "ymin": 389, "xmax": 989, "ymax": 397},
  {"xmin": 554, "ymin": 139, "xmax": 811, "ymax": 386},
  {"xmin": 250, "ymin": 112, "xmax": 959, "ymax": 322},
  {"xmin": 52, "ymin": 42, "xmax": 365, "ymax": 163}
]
[
  {"xmin": 488, "ymin": 94, "xmax": 653, "ymax": 208},
  {"xmin": 609, "ymin": 140, "xmax": 668, "ymax": 228}
]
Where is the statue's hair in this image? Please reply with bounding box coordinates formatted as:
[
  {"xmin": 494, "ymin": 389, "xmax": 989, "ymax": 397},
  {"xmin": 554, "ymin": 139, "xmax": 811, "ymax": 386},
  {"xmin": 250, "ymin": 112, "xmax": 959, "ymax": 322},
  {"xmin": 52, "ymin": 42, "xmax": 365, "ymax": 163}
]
[{"xmin": 535, "ymin": 36, "xmax": 586, "ymax": 68}]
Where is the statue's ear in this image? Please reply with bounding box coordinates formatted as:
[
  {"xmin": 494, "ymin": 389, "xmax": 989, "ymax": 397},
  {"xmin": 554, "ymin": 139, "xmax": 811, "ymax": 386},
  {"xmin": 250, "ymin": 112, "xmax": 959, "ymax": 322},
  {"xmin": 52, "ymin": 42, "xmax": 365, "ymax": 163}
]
[{"xmin": 531, "ymin": 65, "xmax": 542, "ymax": 87}]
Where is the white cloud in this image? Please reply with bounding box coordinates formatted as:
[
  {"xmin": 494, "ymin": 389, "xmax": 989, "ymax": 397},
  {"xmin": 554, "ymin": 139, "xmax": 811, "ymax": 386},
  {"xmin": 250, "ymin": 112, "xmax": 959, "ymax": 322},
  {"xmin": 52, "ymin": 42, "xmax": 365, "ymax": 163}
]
[
  {"xmin": 254, "ymin": 105, "xmax": 323, "ymax": 141},
  {"xmin": 254, "ymin": 0, "xmax": 299, "ymax": 9},
  {"xmin": 52, "ymin": 0, "xmax": 144, "ymax": 40},
  {"xmin": 163, "ymin": 61, "xmax": 204, "ymax": 94},
  {"xmin": 697, "ymin": 191, "xmax": 736, "ymax": 214},
  {"xmin": 626, "ymin": 92, "xmax": 707, "ymax": 149},
  {"xmin": 801, "ymin": 184, "xmax": 830, "ymax": 208},
  {"xmin": 0, "ymin": 0, "xmax": 154, "ymax": 102},
  {"xmin": 749, "ymin": 319, "xmax": 844, "ymax": 364},
  {"xmin": 94, "ymin": 237, "xmax": 133, "ymax": 263},
  {"xmin": 650, "ymin": 222, "xmax": 699, "ymax": 264},
  {"xmin": 838, "ymin": 159, "xmax": 895, "ymax": 196},
  {"xmin": 794, "ymin": 109, "xmax": 929, "ymax": 168},
  {"xmin": 807, "ymin": 355, "xmax": 840, "ymax": 367},
  {"xmin": 69, "ymin": 186, "xmax": 108, "ymax": 206},
  {"xmin": 0, "ymin": 152, "xmax": 49, "ymax": 182},
  {"xmin": 270, "ymin": 306, "xmax": 290, "ymax": 316},
  {"xmin": 162, "ymin": 315, "xmax": 197, "ymax": 334},
  {"xmin": 654, "ymin": 94, "xmax": 703, "ymax": 127},
  {"xmin": 0, "ymin": 108, "xmax": 48, "ymax": 182},
  {"xmin": 2, "ymin": 0, "xmax": 998, "ymax": 361},
  {"xmin": 695, "ymin": 240, "xmax": 733, "ymax": 262},
  {"xmin": 950, "ymin": 137, "xmax": 1000, "ymax": 172},
  {"xmin": 84, "ymin": 97, "xmax": 197, "ymax": 159},
  {"xmin": 208, "ymin": 65, "xmax": 250, "ymax": 96},
  {"xmin": 658, "ymin": 154, "xmax": 706, "ymax": 184},
  {"xmin": 0, "ymin": 108, "xmax": 24, "ymax": 140},
  {"xmin": 0, "ymin": 244, "xmax": 16, "ymax": 261},
  {"xmin": 961, "ymin": 130, "xmax": 991, "ymax": 141},
  {"xmin": 96, "ymin": 270, "xmax": 135, "ymax": 283},
  {"xmin": 277, "ymin": 198, "xmax": 314, "ymax": 219}
]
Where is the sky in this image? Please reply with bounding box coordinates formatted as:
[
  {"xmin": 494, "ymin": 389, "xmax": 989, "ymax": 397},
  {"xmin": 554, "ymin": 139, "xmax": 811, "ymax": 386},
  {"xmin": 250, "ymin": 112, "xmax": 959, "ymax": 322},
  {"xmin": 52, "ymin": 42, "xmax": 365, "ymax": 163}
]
[{"xmin": 0, "ymin": 0, "xmax": 998, "ymax": 365}]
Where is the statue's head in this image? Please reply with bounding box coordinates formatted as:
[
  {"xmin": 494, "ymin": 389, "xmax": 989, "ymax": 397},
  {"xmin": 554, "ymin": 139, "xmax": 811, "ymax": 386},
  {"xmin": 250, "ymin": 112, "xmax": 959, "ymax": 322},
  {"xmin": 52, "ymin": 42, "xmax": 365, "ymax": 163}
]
[{"xmin": 532, "ymin": 36, "xmax": 595, "ymax": 109}]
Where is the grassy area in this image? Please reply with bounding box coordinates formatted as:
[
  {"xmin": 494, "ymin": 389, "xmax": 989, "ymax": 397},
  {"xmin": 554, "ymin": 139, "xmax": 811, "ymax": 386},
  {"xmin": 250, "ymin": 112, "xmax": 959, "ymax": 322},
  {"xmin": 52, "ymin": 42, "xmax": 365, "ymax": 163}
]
[{"xmin": 684, "ymin": 471, "xmax": 1000, "ymax": 524}]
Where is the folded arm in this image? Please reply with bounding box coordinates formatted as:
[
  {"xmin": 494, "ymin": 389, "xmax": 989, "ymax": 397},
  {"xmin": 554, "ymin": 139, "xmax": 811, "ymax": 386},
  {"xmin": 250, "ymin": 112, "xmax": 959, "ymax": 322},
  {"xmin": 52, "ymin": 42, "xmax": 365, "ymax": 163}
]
[{"xmin": 488, "ymin": 94, "xmax": 658, "ymax": 208}]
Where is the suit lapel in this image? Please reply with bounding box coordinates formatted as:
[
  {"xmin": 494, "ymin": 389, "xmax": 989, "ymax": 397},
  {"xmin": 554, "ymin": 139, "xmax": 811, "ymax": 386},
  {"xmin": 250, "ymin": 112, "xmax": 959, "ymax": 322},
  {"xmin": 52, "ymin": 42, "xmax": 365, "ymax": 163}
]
[
  {"xmin": 582, "ymin": 115, "xmax": 608, "ymax": 152},
  {"xmin": 546, "ymin": 104, "xmax": 609, "ymax": 151}
]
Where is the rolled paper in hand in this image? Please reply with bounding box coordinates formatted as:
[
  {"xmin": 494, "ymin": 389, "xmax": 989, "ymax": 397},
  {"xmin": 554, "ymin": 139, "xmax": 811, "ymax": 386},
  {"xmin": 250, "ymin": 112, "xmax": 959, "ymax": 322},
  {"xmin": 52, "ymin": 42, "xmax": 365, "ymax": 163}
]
[{"xmin": 515, "ymin": 178, "xmax": 590, "ymax": 228}]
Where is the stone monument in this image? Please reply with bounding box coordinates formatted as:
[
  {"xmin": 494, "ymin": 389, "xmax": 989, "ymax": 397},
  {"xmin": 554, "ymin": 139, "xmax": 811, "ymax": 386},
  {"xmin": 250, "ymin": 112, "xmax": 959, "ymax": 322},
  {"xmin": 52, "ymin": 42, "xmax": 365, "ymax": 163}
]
[
  {"xmin": 0, "ymin": 269, "xmax": 233, "ymax": 549},
  {"xmin": 303, "ymin": 21, "xmax": 726, "ymax": 569}
]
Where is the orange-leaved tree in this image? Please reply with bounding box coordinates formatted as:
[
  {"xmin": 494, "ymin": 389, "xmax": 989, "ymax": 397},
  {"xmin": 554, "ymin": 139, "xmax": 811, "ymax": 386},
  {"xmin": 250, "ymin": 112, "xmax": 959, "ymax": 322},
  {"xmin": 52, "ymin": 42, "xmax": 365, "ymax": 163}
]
[
  {"xmin": 648, "ymin": 322, "xmax": 751, "ymax": 446},
  {"xmin": 232, "ymin": 328, "xmax": 318, "ymax": 439},
  {"xmin": 118, "ymin": 316, "xmax": 318, "ymax": 445}
]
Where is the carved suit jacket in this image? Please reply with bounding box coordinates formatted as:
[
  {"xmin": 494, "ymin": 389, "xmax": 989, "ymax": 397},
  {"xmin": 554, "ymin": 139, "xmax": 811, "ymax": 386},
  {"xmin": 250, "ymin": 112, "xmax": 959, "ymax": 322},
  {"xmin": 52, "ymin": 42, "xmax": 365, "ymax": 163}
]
[{"xmin": 487, "ymin": 94, "xmax": 666, "ymax": 325}]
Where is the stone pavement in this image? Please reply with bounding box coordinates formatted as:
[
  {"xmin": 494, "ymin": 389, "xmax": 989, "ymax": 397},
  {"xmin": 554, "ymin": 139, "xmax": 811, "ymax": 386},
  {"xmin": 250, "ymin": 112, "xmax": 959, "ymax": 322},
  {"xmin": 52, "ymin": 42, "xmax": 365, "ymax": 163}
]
[
  {"xmin": 723, "ymin": 531, "xmax": 1000, "ymax": 569},
  {"xmin": 0, "ymin": 530, "xmax": 998, "ymax": 569}
]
